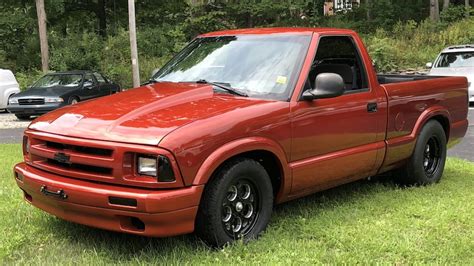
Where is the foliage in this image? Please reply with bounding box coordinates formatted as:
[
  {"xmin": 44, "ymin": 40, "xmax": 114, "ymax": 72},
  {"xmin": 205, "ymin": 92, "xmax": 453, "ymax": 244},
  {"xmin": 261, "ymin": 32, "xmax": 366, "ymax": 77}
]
[
  {"xmin": 1, "ymin": 1, "xmax": 473, "ymax": 88},
  {"xmin": 365, "ymin": 18, "xmax": 474, "ymax": 72},
  {"xmin": 0, "ymin": 144, "xmax": 473, "ymax": 263}
]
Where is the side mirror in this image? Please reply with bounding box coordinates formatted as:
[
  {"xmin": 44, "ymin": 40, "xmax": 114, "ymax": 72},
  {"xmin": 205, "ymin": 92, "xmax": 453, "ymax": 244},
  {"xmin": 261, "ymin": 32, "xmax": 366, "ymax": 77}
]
[
  {"xmin": 83, "ymin": 81, "xmax": 94, "ymax": 89},
  {"xmin": 302, "ymin": 73, "xmax": 345, "ymax": 101},
  {"xmin": 426, "ymin": 62, "xmax": 433, "ymax": 68},
  {"xmin": 151, "ymin": 68, "xmax": 160, "ymax": 78}
]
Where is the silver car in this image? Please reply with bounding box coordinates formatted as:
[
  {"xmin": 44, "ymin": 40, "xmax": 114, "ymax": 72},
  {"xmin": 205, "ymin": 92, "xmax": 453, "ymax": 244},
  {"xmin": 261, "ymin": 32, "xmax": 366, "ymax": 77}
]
[
  {"xmin": 0, "ymin": 69, "xmax": 20, "ymax": 110},
  {"xmin": 427, "ymin": 45, "xmax": 474, "ymax": 103}
]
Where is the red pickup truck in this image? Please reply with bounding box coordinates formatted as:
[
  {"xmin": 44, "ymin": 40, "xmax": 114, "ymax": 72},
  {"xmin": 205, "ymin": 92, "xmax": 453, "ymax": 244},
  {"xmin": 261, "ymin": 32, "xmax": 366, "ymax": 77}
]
[{"xmin": 14, "ymin": 28, "xmax": 468, "ymax": 247}]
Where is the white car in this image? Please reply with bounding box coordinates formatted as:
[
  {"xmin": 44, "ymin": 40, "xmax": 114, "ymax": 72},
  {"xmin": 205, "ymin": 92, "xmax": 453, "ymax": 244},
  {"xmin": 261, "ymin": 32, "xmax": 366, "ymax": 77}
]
[
  {"xmin": 0, "ymin": 69, "xmax": 20, "ymax": 110},
  {"xmin": 427, "ymin": 45, "xmax": 474, "ymax": 103}
]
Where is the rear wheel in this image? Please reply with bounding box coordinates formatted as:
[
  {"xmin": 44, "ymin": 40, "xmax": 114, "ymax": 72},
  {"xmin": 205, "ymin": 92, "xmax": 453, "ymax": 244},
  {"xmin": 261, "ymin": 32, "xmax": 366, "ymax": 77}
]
[
  {"xmin": 395, "ymin": 120, "xmax": 447, "ymax": 186},
  {"xmin": 15, "ymin": 114, "xmax": 30, "ymax": 120},
  {"xmin": 195, "ymin": 158, "xmax": 274, "ymax": 247}
]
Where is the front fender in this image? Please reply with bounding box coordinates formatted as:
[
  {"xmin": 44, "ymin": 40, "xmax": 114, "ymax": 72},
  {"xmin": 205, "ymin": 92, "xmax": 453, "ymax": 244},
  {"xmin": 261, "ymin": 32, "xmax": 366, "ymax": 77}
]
[
  {"xmin": 192, "ymin": 137, "xmax": 291, "ymax": 202},
  {"xmin": 1, "ymin": 87, "xmax": 20, "ymax": 109}
]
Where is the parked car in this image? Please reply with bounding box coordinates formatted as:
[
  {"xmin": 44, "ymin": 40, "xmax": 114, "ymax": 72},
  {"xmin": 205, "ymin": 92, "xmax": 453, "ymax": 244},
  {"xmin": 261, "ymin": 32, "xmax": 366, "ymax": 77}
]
[
  {"xmin": 7, "ymin": 70, "xmax": 120, "ymax": 120},
  {"xmin": 0, "ymin": 69, "xmax": 20, "ymax": 111},
  {"xmin": 427, "ymin": 44, "xmax": 474, "ymax": 103},
  {"xmin": 14, "ymin": 28, "xmax": 468, "ymax": 247}
]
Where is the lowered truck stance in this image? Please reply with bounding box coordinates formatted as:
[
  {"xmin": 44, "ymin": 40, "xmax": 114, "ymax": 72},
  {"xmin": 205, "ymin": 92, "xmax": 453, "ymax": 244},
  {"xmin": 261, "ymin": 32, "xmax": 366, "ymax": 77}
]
[{"xmin": 14, "ymin": 28, "xmax": 468, "ymax": 247}]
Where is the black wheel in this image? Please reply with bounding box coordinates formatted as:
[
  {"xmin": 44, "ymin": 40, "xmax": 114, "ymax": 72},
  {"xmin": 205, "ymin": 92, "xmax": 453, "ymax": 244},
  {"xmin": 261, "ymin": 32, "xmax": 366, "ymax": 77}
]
[
  {"xmin": 195, "ymin": 158, "xmax": 273, "ymax": 247},
  {"xmin": 68, "ymin": 96, "xmax": 79, "ymax": 105},
  {"xmin": 15, "ymin": 114, "xmax": 30, "ymax": 120},
  {"xmin": 395, "ymin": 120, "xmax": 447, "ymax": 186}
]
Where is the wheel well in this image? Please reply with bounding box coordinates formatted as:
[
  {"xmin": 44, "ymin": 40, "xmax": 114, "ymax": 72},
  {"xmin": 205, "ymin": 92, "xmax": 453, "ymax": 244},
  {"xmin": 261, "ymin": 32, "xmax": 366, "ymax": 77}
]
[
  {"xmin": 213, "ymin": 150, "xmax": 283, "ymax": 197},
  {"xmin": 429, "ymin": 115, "xmax": 450, "ymax": 140}
]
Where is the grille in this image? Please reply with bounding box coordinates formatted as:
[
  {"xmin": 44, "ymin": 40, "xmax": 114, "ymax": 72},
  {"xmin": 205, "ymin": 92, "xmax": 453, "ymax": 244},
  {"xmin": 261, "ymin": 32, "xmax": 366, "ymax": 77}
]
[
  {"xmin": 45, "ymin": 141, "xmax": 113, "ymax": 157},
  {"xmin": 18, "ymin": 98, "xmax": 45, "ymax": 105}
]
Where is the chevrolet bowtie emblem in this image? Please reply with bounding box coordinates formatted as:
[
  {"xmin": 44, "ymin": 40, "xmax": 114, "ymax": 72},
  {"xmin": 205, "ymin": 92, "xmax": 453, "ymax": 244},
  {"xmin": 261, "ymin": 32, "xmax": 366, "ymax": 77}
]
[{"xmin": 53, "ymin": 152, "xmax": 71, "ymax": 164}]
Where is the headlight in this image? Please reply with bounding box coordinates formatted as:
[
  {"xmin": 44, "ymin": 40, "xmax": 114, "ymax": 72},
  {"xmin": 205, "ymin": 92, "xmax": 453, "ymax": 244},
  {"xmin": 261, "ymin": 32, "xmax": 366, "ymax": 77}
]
[
  {"xmin": 8, "ymin": 98, "xmax": 18, "ymax": 104},
  {"xmin": 44, "ymin": 97, "xmax": 64, "ymax": 103},
  {"xmin": 137, "ymin": 155, "xmax": 175, "ymax": 182},
  {"xmin": 22, "ymin": 136, "xmax": 30, "ymax": 155}
]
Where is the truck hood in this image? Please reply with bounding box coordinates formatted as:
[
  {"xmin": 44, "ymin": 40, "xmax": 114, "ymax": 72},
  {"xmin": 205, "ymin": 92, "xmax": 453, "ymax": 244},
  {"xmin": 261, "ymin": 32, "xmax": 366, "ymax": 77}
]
[
  {"xmin": 429, "ymin": 67, "xmax": 474, "ymax": 81},
  {"xmin": 28, "ymin": 82, "xmax": 269, "ymax": 145},
  {"xmin": 12, "ymin": 86, "xmax": 77, "ymax": 98}
]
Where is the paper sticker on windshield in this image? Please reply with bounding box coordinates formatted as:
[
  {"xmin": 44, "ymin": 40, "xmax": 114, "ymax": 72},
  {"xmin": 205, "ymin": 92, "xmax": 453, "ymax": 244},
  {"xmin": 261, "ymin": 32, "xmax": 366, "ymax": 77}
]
[{"xmin": 276, "ymin": 76, "xmax": 287, "ymax": 84}]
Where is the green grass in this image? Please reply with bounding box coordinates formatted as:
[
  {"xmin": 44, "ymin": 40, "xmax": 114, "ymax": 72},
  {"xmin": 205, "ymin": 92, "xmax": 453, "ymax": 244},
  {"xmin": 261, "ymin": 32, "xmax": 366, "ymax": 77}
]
[{"xmin": 1, "ymin": 143, "xmax": 473, "ymax": 264}]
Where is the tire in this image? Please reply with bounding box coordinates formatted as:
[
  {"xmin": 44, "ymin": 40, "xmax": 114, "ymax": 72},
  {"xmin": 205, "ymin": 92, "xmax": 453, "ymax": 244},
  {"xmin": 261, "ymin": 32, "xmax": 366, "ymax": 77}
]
[
  {"xmin": 195, "ymin": 158, "xmax": 274, "ymax": 247},
  {"xmin": 15, "ymin": 114, "xmax": 30, "ymax": 120},
  {"xmin": 68, "ymin": 97, "xmax": 79, "ymax": 105},
  {"xmin": 395, "ymin": 120, "xmax": 447, "ymax": 186}
]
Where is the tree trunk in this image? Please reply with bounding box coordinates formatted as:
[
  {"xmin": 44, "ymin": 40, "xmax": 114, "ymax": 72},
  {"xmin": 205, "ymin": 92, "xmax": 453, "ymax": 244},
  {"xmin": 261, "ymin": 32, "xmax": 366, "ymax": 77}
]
[
  {"xmin": 366, "ymin": 0, "xmax": 371, "ymax": 20},
  {"xmin": 128, "ymin": 0, "xmax": 140, "ymax": 88},
  {"xmin": 97, "ymin": 0, "xmax": 107, "ymax": 37},
  {"xmin": 466, "ymin": 0, "xmax": 470, "ymax": 18},
  {"xmin": 443, "ymin": 0, "xmax": 449, "ymax": 11},
  {"xmin": 35, "ymin": 0, "xmax": 49, "ymax": 72},
  {"xmin": 430, "ymin": 0, "xmax": 440, "ymax": 22}
]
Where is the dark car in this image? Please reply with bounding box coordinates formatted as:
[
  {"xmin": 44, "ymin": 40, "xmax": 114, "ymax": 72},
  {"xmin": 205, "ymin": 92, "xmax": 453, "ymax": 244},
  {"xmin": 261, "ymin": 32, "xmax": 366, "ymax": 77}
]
[{"xmin": 7, "ymin": 70, "xmax": 120, "ymax": 120}]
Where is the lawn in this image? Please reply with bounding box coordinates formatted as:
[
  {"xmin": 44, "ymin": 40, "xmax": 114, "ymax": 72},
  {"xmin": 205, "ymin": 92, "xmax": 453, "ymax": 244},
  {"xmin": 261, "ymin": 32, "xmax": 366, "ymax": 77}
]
[{"xmin": 1, "ymin": 143, "xmax": 473, "ymax": 264}]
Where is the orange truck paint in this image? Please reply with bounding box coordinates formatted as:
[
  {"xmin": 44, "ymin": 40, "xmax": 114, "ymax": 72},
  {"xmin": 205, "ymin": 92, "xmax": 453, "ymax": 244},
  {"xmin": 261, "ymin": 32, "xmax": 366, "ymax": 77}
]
[{"xmin": 14, "ymin": 28, "xmax": 469, "ymax": 237}]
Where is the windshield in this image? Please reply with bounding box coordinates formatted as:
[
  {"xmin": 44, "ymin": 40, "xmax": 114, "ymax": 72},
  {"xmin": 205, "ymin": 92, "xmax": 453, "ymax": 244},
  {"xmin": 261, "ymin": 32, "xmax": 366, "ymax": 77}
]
[
  {"xmin": 436, "ymin": 52, "xmax": 474, "ymax": 68},
  {"xmin": 32, "ymin": 74, "xmax": 83, "ymax": 88},
  {"xmin": 153, "ymin": 35, "xmax": 312, "ymax": 100}
]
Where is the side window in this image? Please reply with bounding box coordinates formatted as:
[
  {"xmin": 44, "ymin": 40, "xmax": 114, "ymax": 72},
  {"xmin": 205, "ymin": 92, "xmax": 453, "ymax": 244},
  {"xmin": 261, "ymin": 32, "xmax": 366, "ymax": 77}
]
[
  {"xmin": 84, "ymin": 73, "xmax": 96, "ymax": 84},
  {"xmin": 93, "ymin": 73, "xmax": 107, "ymax": 84},
  {"xmin": 307, "ymin": 36, "xmax": 368, "ymax": 92}
]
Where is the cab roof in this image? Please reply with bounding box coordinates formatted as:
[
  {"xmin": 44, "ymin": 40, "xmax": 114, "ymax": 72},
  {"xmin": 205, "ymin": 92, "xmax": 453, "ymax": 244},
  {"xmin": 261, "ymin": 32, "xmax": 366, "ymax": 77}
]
[
  {"xmin": 442, "ymin": 44, "xmax": 474, "ymax": 53},
  {"xmin": 198, "ymin": 27, "xmax": 356, "ymax": 37}
]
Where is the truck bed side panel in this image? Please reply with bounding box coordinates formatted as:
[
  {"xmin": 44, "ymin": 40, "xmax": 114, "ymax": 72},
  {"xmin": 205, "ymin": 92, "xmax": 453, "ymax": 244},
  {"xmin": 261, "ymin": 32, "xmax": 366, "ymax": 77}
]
[{"xmin": 379, "ymin": 76, "xmax": 468, "ymax": 173}]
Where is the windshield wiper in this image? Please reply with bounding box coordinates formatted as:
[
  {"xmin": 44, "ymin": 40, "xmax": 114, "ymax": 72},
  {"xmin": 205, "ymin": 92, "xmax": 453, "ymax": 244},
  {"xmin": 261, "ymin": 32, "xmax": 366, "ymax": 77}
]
[
  {"xmin": 141, "ymin": 79, "xmax": 160, "ymax": 86},
  {"xmin": 196, "ymin": 79, "xmax": 248, "ymax": 97}
]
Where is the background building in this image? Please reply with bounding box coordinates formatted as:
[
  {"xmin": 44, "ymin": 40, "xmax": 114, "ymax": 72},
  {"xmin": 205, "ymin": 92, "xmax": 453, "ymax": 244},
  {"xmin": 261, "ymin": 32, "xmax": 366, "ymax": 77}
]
[{"xmin": 324, "ymin": 0, "xmax": 361, "ymax": 16}]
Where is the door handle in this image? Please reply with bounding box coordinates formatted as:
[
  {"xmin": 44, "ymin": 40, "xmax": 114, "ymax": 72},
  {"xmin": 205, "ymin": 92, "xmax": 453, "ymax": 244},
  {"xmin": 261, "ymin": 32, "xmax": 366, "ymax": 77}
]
[{"xmin": 367, "ymin": 102, "xmax": 378, "ymax": 113}]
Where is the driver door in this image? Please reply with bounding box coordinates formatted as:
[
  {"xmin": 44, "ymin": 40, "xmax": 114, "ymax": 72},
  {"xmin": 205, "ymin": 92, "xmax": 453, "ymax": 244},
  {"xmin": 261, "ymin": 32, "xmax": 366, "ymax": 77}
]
[
  {"xmin": 290, "ymin": 35, "xmax": 385, "ymax": 196},
  {"xmin": 81, "ymin": 73, "xmax": 99, "ymax": 100}
]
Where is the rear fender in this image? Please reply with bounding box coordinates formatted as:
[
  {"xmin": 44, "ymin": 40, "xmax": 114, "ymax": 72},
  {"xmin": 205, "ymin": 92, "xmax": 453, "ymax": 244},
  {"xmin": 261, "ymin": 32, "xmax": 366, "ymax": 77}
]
[{"xmin": 192, "ymin": 137, "xmax": 291, "ymax": 202}]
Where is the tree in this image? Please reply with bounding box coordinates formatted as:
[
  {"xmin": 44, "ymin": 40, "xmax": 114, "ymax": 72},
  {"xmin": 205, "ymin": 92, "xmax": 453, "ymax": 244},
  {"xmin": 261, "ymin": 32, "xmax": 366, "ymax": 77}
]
[
  {"xmin": 443, "ymin": 0, "xmax": 450, "ymax": 10},
  {"xmin": 35, "ymin": 0, "xmax": 49, "ymax": 72},
  {"xmin": 430, "ymin": 0, "xmax": 440, "ymax": 22},
  {"xmin": 466, "ymin": 0, "xmax": 470, "ymax": 17}
]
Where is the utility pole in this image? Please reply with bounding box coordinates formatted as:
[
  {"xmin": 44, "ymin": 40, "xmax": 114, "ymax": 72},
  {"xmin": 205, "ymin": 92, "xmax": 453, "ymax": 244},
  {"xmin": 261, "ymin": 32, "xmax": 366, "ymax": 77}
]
[
  {"xmin": 128, "ymin": 0, "xmax": 140, "ymax": 87},
  {"xmin": 443, "ymin": 0, "xmax": 449, "ymax": 11},
  {"xmin": 35, "ymin": 0, "xmax": 49, "ymax": 72}
]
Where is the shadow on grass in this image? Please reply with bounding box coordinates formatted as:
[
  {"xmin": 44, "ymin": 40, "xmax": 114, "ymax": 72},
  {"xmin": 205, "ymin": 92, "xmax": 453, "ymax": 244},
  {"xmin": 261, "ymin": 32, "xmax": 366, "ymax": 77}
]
[{"xmin": 38, "ymin": 173, "xmax": 402, "ymax": 261}]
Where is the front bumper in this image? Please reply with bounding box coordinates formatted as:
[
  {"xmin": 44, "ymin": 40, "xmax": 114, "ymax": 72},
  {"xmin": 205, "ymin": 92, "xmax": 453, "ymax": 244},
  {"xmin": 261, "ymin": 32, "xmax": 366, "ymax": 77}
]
[
  {"xmin": 14, "ymin": 162, "xmax": 203, "ymax": 237},
  {"xmin": 7, "ymin": 103, "xmax": 63, "ymax": 115}
]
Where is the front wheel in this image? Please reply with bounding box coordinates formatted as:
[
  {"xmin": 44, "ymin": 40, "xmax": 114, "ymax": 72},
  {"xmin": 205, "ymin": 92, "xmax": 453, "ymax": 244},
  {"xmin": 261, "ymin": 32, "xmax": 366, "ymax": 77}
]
[
  {"xmin": 15, "ymin": 114, "xmax": 30, "ymax": 120},
  {"xmin": 195, "ymin": 158, "xmax": 274, "ymax": 247},
  {"xmin": 395, "ymin": 120, "xmax": 447, "ymax": 186}
]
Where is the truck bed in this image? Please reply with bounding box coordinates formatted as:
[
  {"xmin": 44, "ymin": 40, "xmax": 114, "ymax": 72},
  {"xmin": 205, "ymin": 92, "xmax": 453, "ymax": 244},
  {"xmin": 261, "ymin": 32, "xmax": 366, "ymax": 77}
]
[{"xmin": 377, "ymin": 74, "xmax": 445, "ymax": 84}]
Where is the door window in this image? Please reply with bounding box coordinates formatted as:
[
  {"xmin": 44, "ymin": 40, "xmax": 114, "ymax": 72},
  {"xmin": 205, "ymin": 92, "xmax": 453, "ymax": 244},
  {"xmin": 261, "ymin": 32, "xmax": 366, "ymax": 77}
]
[
  {"xmin": 84, "ymin": 73, "xmax": 96, "ymax": 85},
  {"xmin": 93, "ymin": 73, "xmax": 107, "ymax": 84},
  {"xmin": 307, "ymin": 36, "xmax": 368, "ymax": 93}
]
